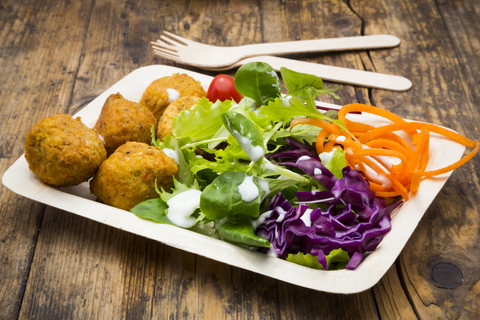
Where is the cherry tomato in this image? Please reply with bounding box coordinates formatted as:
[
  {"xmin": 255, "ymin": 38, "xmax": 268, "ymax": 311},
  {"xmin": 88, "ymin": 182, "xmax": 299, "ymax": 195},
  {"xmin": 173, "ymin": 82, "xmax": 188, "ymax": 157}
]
[{"xmin": 206, "ymin": 74, "xmax": 243, "ymax": 103}]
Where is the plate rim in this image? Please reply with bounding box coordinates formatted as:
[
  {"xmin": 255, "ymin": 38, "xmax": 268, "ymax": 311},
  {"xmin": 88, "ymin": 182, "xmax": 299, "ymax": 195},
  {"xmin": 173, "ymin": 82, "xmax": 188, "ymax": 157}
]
[{"xmin": 1, "ymin": 64, "xmax": 465, "ymax": 294}]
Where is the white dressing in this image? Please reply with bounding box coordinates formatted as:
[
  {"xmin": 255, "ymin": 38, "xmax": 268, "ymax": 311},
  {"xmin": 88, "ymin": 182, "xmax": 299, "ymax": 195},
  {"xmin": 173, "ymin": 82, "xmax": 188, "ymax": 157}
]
[
  {"xmin": 232, "ymin": 129, "xmax": 264, "ymax": 162},
  {"xmin": 275, "ymin": 206, "xmax": 287, "ymax": 222},
  {"xmin": 300, "ymin": 208, "xmax": 313, "ymax": 227},
  {"xmin": 356, "ymin": 160, "xmax": 392, "ymax": 188},
  {"xmin": 257, "ymin": 178, "xmax": 270, "ymax": 200},
  {"xmin": 253, "ymin": 210, "xmax": 273, "ymax": 229},
  {"xmin": 319, "ymin": 149, "xmax": 338, "ymax": 164},
  {"xmin": 162, "ymin": 148, "xmax": 179, "ymax": 164},
  {"xmin": 263, "ymin": 160, "xmax": 277, "ymax": 172},
  {"xmin": 238, "ymin": 175, "xmax": 259, "ymax": 202},
  {"xmin": 166, "ymin": 88, "xmax": 180, "ymax": 103},
  {"xmin": 280, "ymin": 97, "xmax": 290, "ymax": 107},
  {"xmin": 166, "ymin": 189, "xmax": 202, "ymax": 228},
  {"xmin": 297, "ymin": 155, "xmax": 311, "ymax": 162}
]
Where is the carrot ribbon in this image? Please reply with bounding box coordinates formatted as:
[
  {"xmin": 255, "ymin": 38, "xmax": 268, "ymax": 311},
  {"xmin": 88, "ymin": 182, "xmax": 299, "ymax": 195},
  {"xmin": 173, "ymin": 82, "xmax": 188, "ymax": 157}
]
[{"xmin": 290, "ymin": 103, "xmax": 479, "ymax": 200}]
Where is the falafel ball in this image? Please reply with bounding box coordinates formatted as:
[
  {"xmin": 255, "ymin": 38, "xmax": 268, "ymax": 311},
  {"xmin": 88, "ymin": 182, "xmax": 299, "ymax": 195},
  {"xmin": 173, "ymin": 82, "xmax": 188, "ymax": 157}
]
[
  {"xmin": 139, "ymin": 73, "xmax": 206, "ymax": 120},
  {"xmin": 157, "ymin": 95, "xmax": 202, "ymax": 140},
  {"xmin": 24, "ymin": 114, "xmax": 107, "ymax": 187},
  {"xmin": 90, "ymin": 141, "xmax": 178, "ymax": 210},
  {"xmin": 94, "ymin": 93, "xmax": 156, "ymax": 155}
]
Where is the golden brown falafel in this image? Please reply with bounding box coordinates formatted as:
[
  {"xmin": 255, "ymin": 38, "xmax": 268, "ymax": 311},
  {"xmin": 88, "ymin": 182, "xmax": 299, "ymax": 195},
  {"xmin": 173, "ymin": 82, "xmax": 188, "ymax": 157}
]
[
  {"xmin": 156, "ymin": 95, "xmax": 202, "ymax": 140},
  {"xmin": 24, "ymin": 114, "xmax": 107, "ymax": 187},
  {"xmin": 94, "ymin": 93, "xmax": 156, "ymax": 155},
  {"xmin": 90, "ymin": 141, "xmax": 178, "ymax": 210},
  {"xmin": 139, "ymin": 73, "xmax": 206, "ymax": 120}
]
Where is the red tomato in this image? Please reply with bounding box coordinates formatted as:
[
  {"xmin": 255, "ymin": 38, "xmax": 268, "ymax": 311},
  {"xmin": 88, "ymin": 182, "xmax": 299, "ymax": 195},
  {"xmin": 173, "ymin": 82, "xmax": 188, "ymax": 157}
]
[{"xmin": 206, "ymin": 74, "xmax": 243, "ymax": 103}]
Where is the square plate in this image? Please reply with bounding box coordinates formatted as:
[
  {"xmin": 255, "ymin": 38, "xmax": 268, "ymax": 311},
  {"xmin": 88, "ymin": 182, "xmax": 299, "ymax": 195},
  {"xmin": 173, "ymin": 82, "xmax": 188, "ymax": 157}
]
[{"xmin": 2, "ymin": 65, "xmax": 465, "ymax": 294}]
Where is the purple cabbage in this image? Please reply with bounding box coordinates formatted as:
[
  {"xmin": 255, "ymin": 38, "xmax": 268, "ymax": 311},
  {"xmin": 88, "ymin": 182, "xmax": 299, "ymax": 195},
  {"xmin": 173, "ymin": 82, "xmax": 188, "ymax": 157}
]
[
  {"xmin": 256, "ymin": 156, "xmax": 403, "ymax": 270},
  {"xmin": 267, "ymin": 137, "xmax": 317, "ymax": 160},
  {"xmin": 268, "ymin": 138, "xmax": 338, "ymax": 189}
]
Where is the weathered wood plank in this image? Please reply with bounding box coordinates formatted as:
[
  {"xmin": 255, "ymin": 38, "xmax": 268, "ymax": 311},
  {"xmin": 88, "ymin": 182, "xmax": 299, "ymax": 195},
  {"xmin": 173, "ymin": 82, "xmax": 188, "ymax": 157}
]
[
  {"xmin": 15, "ymin": 0, "xmax": 168, "ymax": 317},
  {"xmin": 373, "ymin": 264, "xmax": 417, "ymax": 319},
  {"xmin": 261, "ymin": 0, "xmax": 371, "ymax": 105},
  {"xmin": 352, "ymin": 0, "xmax": 480, "ymax": 318},
  {"xmin": 0, "ymin": 0, "xmax": 93, "ymax": 318}
]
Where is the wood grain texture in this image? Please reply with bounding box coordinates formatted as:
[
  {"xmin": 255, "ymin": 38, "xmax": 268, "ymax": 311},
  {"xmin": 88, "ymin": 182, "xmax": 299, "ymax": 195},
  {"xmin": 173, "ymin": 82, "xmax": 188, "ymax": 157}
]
[
  {"xmin": 0, "ymin": 0, "xmax": 93, "ymax": 317},
  {"xmin": 1, "ymin": 0, "xmax": 478, "ymax": 319},
  {"xmin": 352, "ymin": 0, "xmax": 480, "ymax": 318}
]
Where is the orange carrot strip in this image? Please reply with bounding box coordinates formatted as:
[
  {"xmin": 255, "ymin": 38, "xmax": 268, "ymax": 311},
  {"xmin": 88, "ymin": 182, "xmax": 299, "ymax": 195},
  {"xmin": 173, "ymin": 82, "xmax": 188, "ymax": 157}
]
[
  {"xmin": 355, "ymin": 148, "xmax": 407, "ymax": 164},
  {"xmin": 409, "ymin": 129, "xmax": 429, "ymax": 194},
  {"xmin": 375, "ymin": 190, "xmax": 404, "ymax": 198},
  {"xmin": 296, "ymin": 103, "xmax": 478, "ymax": 200},
  {"xmin": 373, "ymin": 132, "xmax": 415, "ymax": 154},
  {"xmin": 315, "ymin": 129, "xmax": 330, "ymax": 154},
  {"xmin": 365, "ymin": 138, "xmax": 411, "ymax": 156},
  {"xmin": 357, "ymin": 121, "xmax": 478, "ymax": 180},
  {"xmin": 419, "ymin": 131, "xmax": 430, "ymax": 171},
  {"xmin": 322, "ymin": 140, "xmax": 337, "ymax": 153},
  {"xmin": 343, "ymin": 119, "xmax": 374, "ymax": 133},
  {"xmin": 339, "ymin": 103, "xmax": 421, "ymax": 141},
  {"xmin": 387, "ymin": 173, "xmax": 410, "ymax": 200},
  {"xmin": 358, "ymin": 122, "xmax": 476, "ymax": 148},
  {"xmin": 348, "ymin": 139, "xmax": 413, "ymax": 197},
  {"xmin": 423, "ymin": 140, "xmax": 479, "ymax": 177},
  {"xmin": 338, "ymin": 103, "xmax": 407, "ymax": 125}
]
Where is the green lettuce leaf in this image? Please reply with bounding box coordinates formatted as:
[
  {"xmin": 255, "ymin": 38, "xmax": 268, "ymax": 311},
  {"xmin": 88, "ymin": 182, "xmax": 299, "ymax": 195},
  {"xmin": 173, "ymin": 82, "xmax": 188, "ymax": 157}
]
[
  {"xmin": 286, "ymin": 249, "xmax": 350, "ymax": 270},
  {"xmin": 259, "ymin": 87, "xmax": 328, "ymax": 123},
  {"xmin": 173, "ymin": 97, "xmax": 233, "ymax": 141},
  {"xmin": 320, "ymin": 148, "xmax": 347, "ymax": 179}
]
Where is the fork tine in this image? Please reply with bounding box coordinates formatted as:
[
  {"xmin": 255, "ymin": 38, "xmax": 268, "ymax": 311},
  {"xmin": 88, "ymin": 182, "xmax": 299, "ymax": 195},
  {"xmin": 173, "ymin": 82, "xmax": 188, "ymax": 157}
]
[
  {"xmin": 152, "ymin": 49, "xmax": 186, "ymax": 65},
  {"xmin": 162, "ymin": 31, "xmax": 191, "ymax": 46},
  {"xmin": 152, "ymin": 48, "xmax": 180, "ymax": 58},
  {"xmin": 150, "ymin": 40, "xmax": 178, "ymax": 53},
  {"xmin": 158, "ymin": 35, "xmax": 183, "ymax": 47}
]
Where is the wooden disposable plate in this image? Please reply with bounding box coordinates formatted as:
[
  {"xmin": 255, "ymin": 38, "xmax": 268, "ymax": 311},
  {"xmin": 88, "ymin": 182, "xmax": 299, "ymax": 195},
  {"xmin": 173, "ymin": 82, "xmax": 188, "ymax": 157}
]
[{"xmin": 2, "ymin": 65, "xmax": 465, "ymax": 294}]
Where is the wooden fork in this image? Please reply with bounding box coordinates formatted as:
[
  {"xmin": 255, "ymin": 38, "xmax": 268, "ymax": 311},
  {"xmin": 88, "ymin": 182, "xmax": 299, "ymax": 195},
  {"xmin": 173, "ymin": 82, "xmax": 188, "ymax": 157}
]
[{"xmin": 151, "ymin": 31, "xmax": 401, "ymax": 69}]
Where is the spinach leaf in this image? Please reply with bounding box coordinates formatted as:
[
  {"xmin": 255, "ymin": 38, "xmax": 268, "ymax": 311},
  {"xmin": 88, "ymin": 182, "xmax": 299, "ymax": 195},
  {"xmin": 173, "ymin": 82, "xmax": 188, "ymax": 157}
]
[
  {"xmin": 234, "ymin": 62, "xmax": 281, "ymax": 105},
  {"xmin": 222, "ymin": 111, "xmax": 265, "ymax": 162},
  {"xmin": 130, "ymin": 198, "xmax": 174, "ymax": 225},
  {"xmin": 219, "ymin": 221, "xmax": 270, "ymax": 247},
  {"xmin": 199, "ymin": 171, "xmax": 263, "ymax": 220}
]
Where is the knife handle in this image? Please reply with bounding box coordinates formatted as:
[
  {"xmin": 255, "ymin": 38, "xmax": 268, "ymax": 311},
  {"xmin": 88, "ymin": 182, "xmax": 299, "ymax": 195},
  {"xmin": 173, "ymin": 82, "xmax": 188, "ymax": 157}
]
[{"xmin": 250, "ymin": 56, "xmax": 412, "ymax": 92}]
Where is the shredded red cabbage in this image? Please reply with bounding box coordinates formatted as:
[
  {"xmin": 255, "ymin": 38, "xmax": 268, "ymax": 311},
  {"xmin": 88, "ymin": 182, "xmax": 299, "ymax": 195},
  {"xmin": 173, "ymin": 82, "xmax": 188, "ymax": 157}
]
[
  {"xmin": 268, "ymin": 138, "xmax": 338, "ymax": 189},
  {"xmin": 258, "ymin": 143, "xmax": 403, "ymax": 270}
]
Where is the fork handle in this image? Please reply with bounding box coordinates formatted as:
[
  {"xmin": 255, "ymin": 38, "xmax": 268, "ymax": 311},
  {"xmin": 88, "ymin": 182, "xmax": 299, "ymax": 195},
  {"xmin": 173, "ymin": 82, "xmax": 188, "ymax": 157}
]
[{"xmin": 237, "ymin": 34, "xmax": 400, "ymax": 56}]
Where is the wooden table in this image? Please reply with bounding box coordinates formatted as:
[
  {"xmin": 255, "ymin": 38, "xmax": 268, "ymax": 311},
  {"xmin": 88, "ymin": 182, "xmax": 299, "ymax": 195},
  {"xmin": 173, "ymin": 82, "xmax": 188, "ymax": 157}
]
[{"xmin": 1, "ymin": 0, "xmax": 479, "ymax": 318}]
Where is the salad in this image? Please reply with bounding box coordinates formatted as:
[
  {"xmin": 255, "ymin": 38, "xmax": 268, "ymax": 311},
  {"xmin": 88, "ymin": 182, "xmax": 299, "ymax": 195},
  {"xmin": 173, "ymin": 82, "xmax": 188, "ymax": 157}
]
[{"xmin": 130, "ymin": 62, "xmax": 478, "ymax": 271}]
